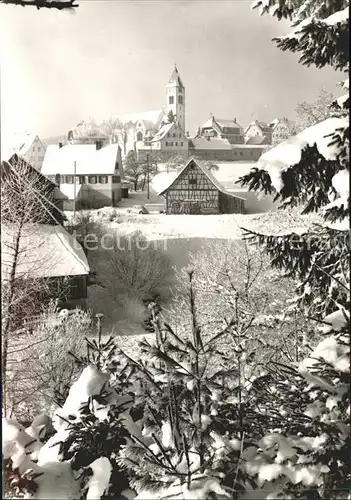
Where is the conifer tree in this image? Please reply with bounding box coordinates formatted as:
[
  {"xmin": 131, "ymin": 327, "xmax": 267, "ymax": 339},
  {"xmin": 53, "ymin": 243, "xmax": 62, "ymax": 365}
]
[{"xmin": 233, "ymin": 1, "xmax": 350, "ymax": 498}]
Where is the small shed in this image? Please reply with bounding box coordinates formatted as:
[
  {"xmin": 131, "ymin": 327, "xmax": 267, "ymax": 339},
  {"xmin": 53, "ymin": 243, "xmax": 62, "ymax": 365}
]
[{"xmin": 158, "ymin": 157, "xmax": 245, "ymax": 214}]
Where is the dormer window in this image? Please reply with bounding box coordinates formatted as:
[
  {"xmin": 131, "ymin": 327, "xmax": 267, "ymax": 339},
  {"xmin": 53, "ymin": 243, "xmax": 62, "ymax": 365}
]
[{"xmin": 169, "ymin": 96, "xmax": 174, "ymax": 104}]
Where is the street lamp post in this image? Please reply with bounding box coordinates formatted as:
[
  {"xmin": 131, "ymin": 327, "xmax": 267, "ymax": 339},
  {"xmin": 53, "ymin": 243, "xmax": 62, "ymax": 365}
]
[{"xmin": 146, "ymin": 154, "xmax": 150, "ymax": 200}]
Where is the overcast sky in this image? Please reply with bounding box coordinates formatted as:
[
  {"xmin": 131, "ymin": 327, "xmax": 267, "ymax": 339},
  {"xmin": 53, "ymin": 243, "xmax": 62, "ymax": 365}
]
[{"xmin": 0, "ymin": 0, "xmax": 341, "ymax": 144}]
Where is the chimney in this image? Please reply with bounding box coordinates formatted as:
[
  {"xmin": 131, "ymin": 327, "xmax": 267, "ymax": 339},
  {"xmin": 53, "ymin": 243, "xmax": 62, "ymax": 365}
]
[
  {"xmin": 59, "ymin": 142, "xmax": 63, "ymax": 149},
  {"xmin": 55, "ymin": 173, "xmax": 60, "ymax": 187},
  {"xmin": 233, "ymin": 117, "xmax": 237, "ymax": 123}
]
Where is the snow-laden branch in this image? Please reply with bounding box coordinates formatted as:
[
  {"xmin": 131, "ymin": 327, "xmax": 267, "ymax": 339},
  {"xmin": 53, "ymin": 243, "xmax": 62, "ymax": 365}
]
[{"xmin": 257, "ymin": 117, "xmax": 349, "ymax": 192}]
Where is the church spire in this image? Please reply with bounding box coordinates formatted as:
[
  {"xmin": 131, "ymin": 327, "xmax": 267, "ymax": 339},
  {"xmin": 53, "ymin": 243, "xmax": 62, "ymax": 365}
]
[{"xmin": 169, "ymin": 65, "xmax": 184, "ymax": 88}]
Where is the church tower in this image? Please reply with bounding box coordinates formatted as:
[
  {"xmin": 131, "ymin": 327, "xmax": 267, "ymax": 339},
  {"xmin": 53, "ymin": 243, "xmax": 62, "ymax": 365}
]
[{"xmin": 165, "ymin": 66, "xmax": 185, "ymax": 132}]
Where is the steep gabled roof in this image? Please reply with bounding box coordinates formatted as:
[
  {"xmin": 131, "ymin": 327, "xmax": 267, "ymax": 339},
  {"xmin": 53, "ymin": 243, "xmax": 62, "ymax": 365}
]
[
  {"xmin": 151, "ymin": 123, "xmax": 174, "ymax": 142},
  {"xmin": 158, "ymin": 157, "xmax": 245, "ymax": 200},
  {"xmin": 245, "ymin": 120, "xmax": 271, "ymax": 134},
  {"xmin": 201, "ymin": 117, "xmax": 243, "ymax": 132},
  {"xmin": 215, "ymin": 119, "xmax": 243, "ymax": 131},
  {"xmin": 3, "ymin": 154, "xmax": 58, "ymax": 192},
  {"xmin": 2, "ymin": 223, "xmax": 90, "ymax": 279},
  {"xmin": 137, "ymin": 119, "xmax": 156, "ymax": 130},
  {"xmin": 201, "ymin": 118, "xmax": 215, "ymax": 129},
  {"xmin": 115, "ymin": 109, "xmax": 164, "ymax": 126},
  {"xmin": 168, "ymin": 66, "xmax": 184, "ymax": 88},
  {"xmin": 245, "ymin": 135, "xmax": 270, "ymax": 145},
  {"xmin": 189, "ymin": 137, "xmax": 232, "ymax": 150},
  {"xmin": 151, "ymin": 123, "xmax": 189, "ymax": 143},
  {"xmin": 41, "ymin": 144, "xmax": 121, "ymax": 176}
]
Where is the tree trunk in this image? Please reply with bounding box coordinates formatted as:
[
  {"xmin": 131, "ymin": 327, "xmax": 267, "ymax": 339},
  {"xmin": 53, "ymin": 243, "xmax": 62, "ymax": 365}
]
[{"xmin": 2, "ymin": 221, "xmax": 23, "ymax": 416}]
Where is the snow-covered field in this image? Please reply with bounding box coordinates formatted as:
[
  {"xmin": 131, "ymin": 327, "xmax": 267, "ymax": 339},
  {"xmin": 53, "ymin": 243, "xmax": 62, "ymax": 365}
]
[{"xmin": 68, "ymin": 206, "xmax": 322, "ymax": 241}]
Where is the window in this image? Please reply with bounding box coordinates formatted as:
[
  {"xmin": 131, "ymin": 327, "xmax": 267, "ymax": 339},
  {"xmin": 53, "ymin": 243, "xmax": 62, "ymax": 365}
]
[
  {"xmin": 65, "ymin": 175, "xmax": 73, "ymax": 184},
  {"xmin": 88, "ymin": 175, "xmax": 97, "ymax": 184},
  {"xmin": 189, "ymin": 178, "xmax": 197, "ymax": 185},
  {"xmin": 173, "ymin": 133, "xmax": 176, "ymax": 138},
  {"xmin": 165, "ymin": 142, "xmax": 168, "ymax": 146},
  {"xmin": 99, "ymin": 175, "xmax": 108, "ymax": 184},
  {"xmin": 240, "ymin": 152, "xmax": 243, "ymax": 156},
  {"xmin": 136, "ymin": 131, "xmax": 143, "ymax": 141},
  {"xmin": 178, "ymin": 95, "xmax": 183, "ymax": 104},
  {"xmin": 167, "ymin": 133, "xmax": 170, "ymax": 137},
  {"xmin": 79, "ymin": 176, "xmax": 86, "ymax": 184},
  {"xmin": 233, "ymin": 151, "xmax": 237, "ymax": 156},
  {"xmin": 169, "ymin": 96, "xmax": 174, "ymax": 104},
  {"xmin": 179, "ymin": 133, "xmax": 181, "ymax": 138},
  {"xmin": 181, "ymin": 142, "xmax": 183, "ymax": 146},
  {"xmin": 170, "ymin": 142, "xmax": 173, "ymax": 146},
  {"xmin": 112, "ymin": 175, "xmax": 121, "ymax": 183}
]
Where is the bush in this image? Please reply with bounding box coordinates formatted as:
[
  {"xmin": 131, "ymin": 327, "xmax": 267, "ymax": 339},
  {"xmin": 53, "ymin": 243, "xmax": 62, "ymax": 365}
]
[
  {"xmin": 86, "ymin": 230, "xmax": 173, "ymax": 334},
  {"xmin": 165, "ymin": 239, "xmax": 312, "ymax": 371},
  {"xmin": 6, "ymin": 302, "xmax": 94, "ymax": 422}
]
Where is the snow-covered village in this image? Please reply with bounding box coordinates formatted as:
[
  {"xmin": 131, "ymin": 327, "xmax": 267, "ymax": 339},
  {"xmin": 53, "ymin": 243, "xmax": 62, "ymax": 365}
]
[{"xmin": 0, "ymin": 0, "xmax": 349, "ymax": 498}]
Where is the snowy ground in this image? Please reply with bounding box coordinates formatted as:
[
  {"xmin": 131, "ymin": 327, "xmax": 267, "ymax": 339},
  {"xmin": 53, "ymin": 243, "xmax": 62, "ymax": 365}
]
[
  {"xmin": 68, "ymin": 207, "xmax": 322, "ymax": 241},
  {"xmin": 66, "ymin": 183, "xmax": 321, "ymax": 241}
]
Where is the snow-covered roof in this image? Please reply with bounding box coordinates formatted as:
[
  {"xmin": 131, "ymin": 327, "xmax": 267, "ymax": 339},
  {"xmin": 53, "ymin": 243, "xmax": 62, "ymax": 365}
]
[
  {"xmin": 2, "ymin": 223, "xmax": 90, "ymax": 279},
  {"xmin": 201, "ymin": 117, "xmax": 214, "ymax": 129},
  {"xmin": 158, "ymin": 157, "xmax": 245, "ymax": 200},
  {"xmin": 114, "ymin": 109, "xmax": 164, "ymax": 126},
  {"xmin": 151, "ymin": 123, "xmax": 174, "ymax": 142},
  {"xmin": 215, "ymin": 119, "xmax": 242, "ymax": 130},
  {"xmin": 245, "ymin": 135, "xmax": 269, "ymax": 145},
  {"xmin": 245, "ymin": 120, "xmax": 270, "ymax": 133},
  {"xmin": 41, "ymin": 144, "xmax": 120, "ymax": 176},
  {"xmin": 6, "ymin": 133, "xmax": 42, "ymax": 158},
  {"xmin": 201, "ymin": 117, "xmax": 243, "ymax": 131},
  {"xmin": 269, "ymin": 118, "xmax": 280, "ymax": 129},
  {"xmin": 137, "ymin": 119, "xmax": 156, "ymax": 130},
  {"xmin": 17, "ymin": 134, "xmax": 37, "ymax": 155},
  {"xmin": 189, "ymin": 137, "xmax": 232, "ymax": 150}
]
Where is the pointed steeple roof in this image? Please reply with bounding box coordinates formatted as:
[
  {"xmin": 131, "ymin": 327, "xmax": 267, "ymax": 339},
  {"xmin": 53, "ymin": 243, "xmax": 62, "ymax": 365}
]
[{"xmin": 168, "ymin": 65, "xmax": 184, "ymax": 88}]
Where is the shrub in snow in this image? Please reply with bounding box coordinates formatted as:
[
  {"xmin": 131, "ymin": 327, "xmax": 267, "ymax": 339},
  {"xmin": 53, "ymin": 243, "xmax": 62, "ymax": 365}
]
[{"xmin": 6, "ymin": 303, "xmax": 94, "ymax": 422}]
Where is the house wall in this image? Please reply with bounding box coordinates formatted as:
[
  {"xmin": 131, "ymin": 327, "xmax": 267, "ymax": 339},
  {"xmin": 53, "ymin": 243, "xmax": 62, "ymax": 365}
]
[
  {"xmin": 189, "ymin": 148, "xmax": 234, "ymax": 161},
  {"xmin": 218, "ymin": 191, "xmax": 245, "ymax": 214},
  {"xmin": 245, "ymin": 124, "xmax": 264, "ymax": 138},
  {"xmin": 49, "ymin": 275, "xmax": 88, "ymax": 309},
  {"xmin": 228, "ymin": 190, "xmax": 279, "ymax": 214},
  {"xmin": 201, "ymin": 127, "xmax": 245, "ymax": 144},
  {"xmin": 231, "ymin": 147, "xmax": 264, "ymax": 161},
  {"xmin": 60, "ymin": 174, "xmax": 122, "ymax": 210},
  {"xmin": 272, "ymin": 123, "xmax": 290, "ymax": 143},
  {"xmin": 165, "ymin": 164, "xmax": 220, "ymax": 214},
  {"xmin": 221, "ymin": 134, "xmax": 245, "ymax": 145},
  {"xmin": 189, "ymin": 146, "xmax": 264, "ymax": 162}
]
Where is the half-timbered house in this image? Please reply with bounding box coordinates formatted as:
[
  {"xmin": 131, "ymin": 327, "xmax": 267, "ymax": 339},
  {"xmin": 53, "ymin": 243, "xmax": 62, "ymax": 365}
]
[{"xmin": 158, "ymin": 157, "xmax": 245, "ymax": 214}]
